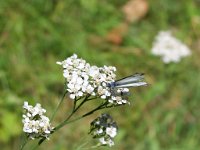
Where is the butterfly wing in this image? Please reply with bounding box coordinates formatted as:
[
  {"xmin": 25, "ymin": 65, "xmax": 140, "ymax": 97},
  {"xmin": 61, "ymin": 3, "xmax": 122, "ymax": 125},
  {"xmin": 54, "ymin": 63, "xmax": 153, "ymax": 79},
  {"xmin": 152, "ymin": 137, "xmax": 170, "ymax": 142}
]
[
  {"xmin": 115, "ymin": 81, "xmax": 147, "ymax": 88},
  {"xmin": 115, "ymin": 73, "xmax": 145, "ymax": 86}
]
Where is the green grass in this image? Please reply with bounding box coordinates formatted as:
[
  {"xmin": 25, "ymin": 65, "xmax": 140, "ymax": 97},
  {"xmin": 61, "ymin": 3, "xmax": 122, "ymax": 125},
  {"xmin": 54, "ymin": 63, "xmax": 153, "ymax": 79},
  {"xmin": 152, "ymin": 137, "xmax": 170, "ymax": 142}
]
[{"xmin": 0, "ymin": 0, "xmax": 200, "ymax": 149}]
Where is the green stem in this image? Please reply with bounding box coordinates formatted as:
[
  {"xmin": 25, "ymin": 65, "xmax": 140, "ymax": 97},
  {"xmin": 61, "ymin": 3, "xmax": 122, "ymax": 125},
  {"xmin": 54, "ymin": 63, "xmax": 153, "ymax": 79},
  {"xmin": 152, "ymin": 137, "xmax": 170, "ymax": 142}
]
[
  {"xmin": 54, "ymin": 114, "xmax": 82, "ymax": 131},
  {"xmin": 85, "ymin": 97, "xmax": 97, "ymax": 102},
  {"xmin": 31, "ymin": 102, "xmax": 117, "ymax": 150},
  {"xmin": 33, "ymin": 97, "xmax": 118, "ymax": 149},
  {"xmin": 50, "ymin": 90, "xmax": 68, "ymax": 122},
  {"xmin": 74, "ymin": 95, "xmax": 89, "ymax": 112},
  {"xmin": 32, "ymin": 116, "xmax": 75, "ymax": 150},
  {"xmin": 34, "ymin": 97, "xmax": 79, "ymax": 149},
  {"xmin": 20, "ymin": 137, "xmax": 28, "ymax": 150},
  {"xmin": 82, "ymin": 102, "xmax": 107, "ymax": 117},
  {"xmin": 53, "ymin": 96, "xmax": 89, "ymax": 131},
  {"xmin": 54, "ymin": 101, "xmax": 108, "ymax": 132}
]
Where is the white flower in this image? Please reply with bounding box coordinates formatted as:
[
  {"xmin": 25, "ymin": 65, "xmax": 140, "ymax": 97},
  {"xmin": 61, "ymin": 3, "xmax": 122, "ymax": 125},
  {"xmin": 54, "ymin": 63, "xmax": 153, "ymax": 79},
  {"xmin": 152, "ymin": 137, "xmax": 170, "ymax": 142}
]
[
  {"xmin": 85, "ymin": 85, "xmax": 94, "ymax": 93},
  {"xmin": 95, "ymin": 128, "xmax": 103, "ymax": 135},
  {"xmin": 99, "ymin": 137, "xmax": 114, "ymax": 147},
  {"xmin": 99, "ymin": 137, "xmax": 107, "ymax": 145},
  {"xmin": 69, "ymin": 94, "xmax": 76, "ymax": 99},
  {"xmin": 107, "ymin": 138, "xmax": 114, "ymax": 147},
  {"xmin": 106, "ymin": 126, "xmax": 117, "ymax": 138},
  {"xmin": 151, "ymin": 31, "xmax": 191, "ymax": 63},
  {"xmin": 22, "ymin": 101, "xmax": 54, "ymax": 140},
  {"xmin": 89, "ymin": 66, "xmax": 100, "ymax": 78},
  {"xmin": 109, "ymin": 96, "xmax": 128, "ymax": 105},
  {"xmin": 23, "ymin": 101, "xmax": 31, "ymax": 110}
]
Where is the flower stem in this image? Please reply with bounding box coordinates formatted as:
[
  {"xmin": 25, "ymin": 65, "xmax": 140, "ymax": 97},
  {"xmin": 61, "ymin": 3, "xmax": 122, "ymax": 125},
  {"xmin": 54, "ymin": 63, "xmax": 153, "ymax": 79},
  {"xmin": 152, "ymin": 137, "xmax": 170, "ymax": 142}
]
[
  {"xmin": 54, "ymin": 101, "xmax": 108, "ymax": 132},
  {"xmin": 74, "ymin": 95, "xmax": 89, "ymax": 112},
  {"xmin": 82, "ymin": 102, "xmax": 107, "ymax": 117},
  {"xmin": 53, "ymin": 96, "xmax": 89, "ymax": 131},
  {"xmin": 34, "ymin": 96, "xmax": 78, "ymax": 149},
  {"xmin": 54, "ymin": 114, "xmax": 82, "ymax": 131},
  {"xmin": 20, "ymin": 137, "xmax": 28, "ymax": 150},
  {"xmin": 33, "ymin": 97, "xmax": 117, "ymax": 149},
  {"xmin": 50, "ymin": 90, "xmax": 68, "ymax": 122}
]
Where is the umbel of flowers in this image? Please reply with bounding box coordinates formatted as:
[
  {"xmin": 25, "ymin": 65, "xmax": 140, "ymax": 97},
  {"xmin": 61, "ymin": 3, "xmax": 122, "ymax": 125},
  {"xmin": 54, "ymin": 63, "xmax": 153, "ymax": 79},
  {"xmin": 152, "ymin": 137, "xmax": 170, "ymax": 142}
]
[
  {"xmin": 89, "ymin": 114, "xmax": 118, "ymax": 147},
  {"xmin": 56, "ymin": 54, "xmax": 130, "ymax": 105},
  {"xmin": 21, "ymin": 54, "xmax": 147, "ymax": 149},
  {"xmin": 22, "ymin": 102, "xmax": 54, "ymax": 140},
  {"xmin": 151, "ymin": 31, "xmax": 191, "ymax": 63}
]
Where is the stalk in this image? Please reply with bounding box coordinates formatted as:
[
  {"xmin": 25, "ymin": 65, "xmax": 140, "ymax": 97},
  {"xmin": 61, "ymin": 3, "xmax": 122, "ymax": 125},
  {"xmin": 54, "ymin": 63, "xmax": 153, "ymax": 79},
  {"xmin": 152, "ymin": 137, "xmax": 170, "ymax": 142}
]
[{"xmin": 50, "ymin": 90, "xmax": 68, "ymax": 122}]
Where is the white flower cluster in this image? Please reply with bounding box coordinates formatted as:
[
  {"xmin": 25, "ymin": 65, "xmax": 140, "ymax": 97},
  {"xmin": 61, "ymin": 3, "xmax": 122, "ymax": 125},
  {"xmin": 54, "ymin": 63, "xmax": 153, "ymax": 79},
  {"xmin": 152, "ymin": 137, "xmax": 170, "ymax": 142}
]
[
  {"xmin": 151, "ymin": 31, "xmax": 191, "ymax": 63},
  {"xmin": 109, "ymin": 88, "xmax": 130, "ymax": 104},
  {"xmin": 22, "ymin": 101, "xmax": 54, "ymax": 139},
  {"xmin": 57, "ymin": 54, "xmax": 129, "ymax": 104},
  {"xmin": 89, "ymin": 114, "xmax": 117, "ymax": 147}
]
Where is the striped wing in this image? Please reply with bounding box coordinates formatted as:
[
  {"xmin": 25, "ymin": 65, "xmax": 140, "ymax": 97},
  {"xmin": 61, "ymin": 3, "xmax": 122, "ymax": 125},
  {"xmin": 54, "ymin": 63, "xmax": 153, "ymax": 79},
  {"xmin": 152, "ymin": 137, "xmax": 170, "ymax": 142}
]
[
  {"xmin": 115, "ymin": 81, "xmax": 147, "ymax": 88},
  {"xmin": 115, "ymin": 73, "xmax": 145, "ymax": 86}
]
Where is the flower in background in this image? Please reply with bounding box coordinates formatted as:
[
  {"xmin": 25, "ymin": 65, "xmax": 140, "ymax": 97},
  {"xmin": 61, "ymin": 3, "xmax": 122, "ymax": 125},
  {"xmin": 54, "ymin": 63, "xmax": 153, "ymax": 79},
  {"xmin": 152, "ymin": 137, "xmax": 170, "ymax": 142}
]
[
  {"xmin": 57, "ymin": 54, "xmax": 131, "ymax": 105},
  {"xmin": 22, "ymin": 101, "xmax": 54, "ymax": 140},
  {"xmin": 89, "ymin": 114, "xmax": 118, "ymax": 147},
  {"xmin": 151, "ymin": 31, "xmax": 191, "ymax": 63}
]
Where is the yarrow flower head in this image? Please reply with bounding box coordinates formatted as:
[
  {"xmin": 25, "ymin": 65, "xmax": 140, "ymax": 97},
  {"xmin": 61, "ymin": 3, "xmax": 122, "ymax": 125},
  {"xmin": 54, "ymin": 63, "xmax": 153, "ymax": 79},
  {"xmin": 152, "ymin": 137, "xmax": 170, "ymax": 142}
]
[
  {"xmin": 22, "ymin": 101, "xmax": 54, "ymax": 140},
  {"xmin": 151, "ymin": 31, "xmax": 191, "ymax": 63},
  {"xmin": 89, "ymin": 114, "xmax": 118, "ymax": 147},
  {"xmin": 57, "ymin": 54, "xmax": 131, "ymax": 105}
]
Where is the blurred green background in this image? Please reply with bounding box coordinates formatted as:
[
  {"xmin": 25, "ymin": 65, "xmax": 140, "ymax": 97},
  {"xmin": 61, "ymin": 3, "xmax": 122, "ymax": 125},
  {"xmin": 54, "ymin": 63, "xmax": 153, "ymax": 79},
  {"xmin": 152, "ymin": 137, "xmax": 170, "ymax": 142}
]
[{"xmin": 0, "ymin": 0, "xmax": 200, "ymax": 149}]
